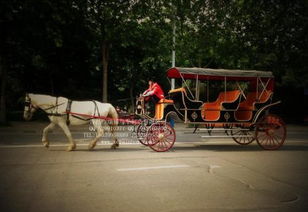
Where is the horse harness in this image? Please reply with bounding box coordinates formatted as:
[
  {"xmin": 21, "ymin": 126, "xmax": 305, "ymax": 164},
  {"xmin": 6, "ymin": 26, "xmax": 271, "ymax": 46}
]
[
  {"xmin": 26, "ymin": 95, "xmax": 101, "ymax": 125},
  {"xmin": 65, "ymin": 100, "xmax": 101, "ymax": 125}
]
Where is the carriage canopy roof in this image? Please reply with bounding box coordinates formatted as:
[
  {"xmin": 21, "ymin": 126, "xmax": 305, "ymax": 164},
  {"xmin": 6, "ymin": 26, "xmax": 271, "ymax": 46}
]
[{"xmin": 167, "ymin": 67, "xmax": 274, "ymax": 80}]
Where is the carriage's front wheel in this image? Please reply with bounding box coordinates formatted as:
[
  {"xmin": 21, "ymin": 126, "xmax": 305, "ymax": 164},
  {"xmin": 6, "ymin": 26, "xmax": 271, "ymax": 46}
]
[
  {"xmin": 231, "ymin": 127, "xmax": 255, "ymax": 145},
  {"xmin": 146, "ymin": 122, "xmax": 176, "ymax": 152},
  {"xmin": 136, "ymin": 122, "xmax": 149, "ymax": 146},
  {"xmin": 255, "ymin": 114, "xmax": 286, "ymax": 150}
]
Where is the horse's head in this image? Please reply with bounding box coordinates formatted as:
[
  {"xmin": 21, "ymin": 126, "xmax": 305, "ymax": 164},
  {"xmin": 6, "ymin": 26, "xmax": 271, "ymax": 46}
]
[
  {"xmin": 135, "ymin": 94, "xmax": 145, "ymax": 116},
  {"xmin": 23, "ymin": 93, "xmax": 38, "ymax": 121}
]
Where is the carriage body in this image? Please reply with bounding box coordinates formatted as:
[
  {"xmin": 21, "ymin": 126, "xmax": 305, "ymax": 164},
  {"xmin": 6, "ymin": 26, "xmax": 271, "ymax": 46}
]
[{"xmin": 136, "ymin": 67, "xmax": 286, "ymax": 152}]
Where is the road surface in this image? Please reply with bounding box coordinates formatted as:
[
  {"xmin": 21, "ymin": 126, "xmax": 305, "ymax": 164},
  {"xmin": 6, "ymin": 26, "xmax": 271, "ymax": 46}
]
[{"xmin": 0, "ymin": 122, "xmax": 307, "ymax": 211}]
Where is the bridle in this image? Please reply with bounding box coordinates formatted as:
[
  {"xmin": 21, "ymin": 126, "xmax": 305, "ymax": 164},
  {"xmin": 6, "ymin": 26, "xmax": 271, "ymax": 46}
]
[
  {"xmin": 24, "ymin": 94, "xmax": 66, "ymax": 115},
  {"xmin": 24, "ymin": 94, "xmax": 38, "ymax": 113},
  {"xmin": 136, "ymin": 95, "xmax": 145, "ymax": 115}
]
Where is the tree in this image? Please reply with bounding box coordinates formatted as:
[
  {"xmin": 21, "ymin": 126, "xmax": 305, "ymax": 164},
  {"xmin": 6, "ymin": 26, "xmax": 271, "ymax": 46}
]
[
  {"xmin": 0, "ymin": 0, "xmax": 307, "ymax": 122},
  {"xmin": 85, "ymin": 0, "xmax": 133, "ymax": 102},
  {"xmin": 0, "ymin": 56, "xmax": 7, "ymax": 124}
]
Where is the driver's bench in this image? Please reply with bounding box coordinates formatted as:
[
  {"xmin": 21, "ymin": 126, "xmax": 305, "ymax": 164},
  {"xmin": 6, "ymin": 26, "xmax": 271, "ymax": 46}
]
[{"xmin": 155, "ymin": 98, "xmax": 174, "ymax": 120}]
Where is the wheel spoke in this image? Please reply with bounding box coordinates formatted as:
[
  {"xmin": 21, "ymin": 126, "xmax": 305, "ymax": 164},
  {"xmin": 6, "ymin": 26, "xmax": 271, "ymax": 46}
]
[
  {"xmin": 272, "ymin": 136, "xmax": 280, "ymax": 145},
  {"xmin": 273, "ymin": 135, "xmax": 282, "ymax": 145},
  {"xmin": 233, "ymin": 130, "xmax": 241, "ymax": 135},
  {"xmin": 232, "ymin": 128, "xmax": 255, "ymax": 145},
  {"xmin": 269, "ymin": 137, "xmax": 275, "ymax": 147},
  {"xmin": 274, "ymin": 133, "xmax": 283, "ymax": 140},
  {"xmin": 165, "ymin": 136, "xmax": 174, "ymax": 143}
]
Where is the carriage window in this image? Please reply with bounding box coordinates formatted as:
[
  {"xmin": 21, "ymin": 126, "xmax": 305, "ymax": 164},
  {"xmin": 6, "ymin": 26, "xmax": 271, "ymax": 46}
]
[
  {"xmin": 174, "ymin": 78, "xmax": 183, "ymax": 89},
  {"xmin": 182, "ymin": 79, "xmax": 196, "ymax": 92},
  {"xmin": 195, "ymin": 80, "xmax": 222, "ymax": 102},
  {"xmin": 178, "ymin": 79, "xmax": 196, "ymax": 99},
  {"xmin": 197, "ymin": 80, "xmax": 249, "ymax": 102},
  {"xmin": 237, "ymin": 81, "xmax": 249, "ymax": 94}
]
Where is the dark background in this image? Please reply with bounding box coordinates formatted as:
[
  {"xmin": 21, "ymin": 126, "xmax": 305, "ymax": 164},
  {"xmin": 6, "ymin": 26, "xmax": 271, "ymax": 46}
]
[{"xmin": 1, "ymin": 0, "xmax": 307, "ymax": 124}]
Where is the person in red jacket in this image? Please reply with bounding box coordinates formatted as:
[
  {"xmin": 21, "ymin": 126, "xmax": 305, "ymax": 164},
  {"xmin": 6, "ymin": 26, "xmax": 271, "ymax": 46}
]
[{"xmin": 143, "ymin": 80, "xmax": 164, "ymax": 104}]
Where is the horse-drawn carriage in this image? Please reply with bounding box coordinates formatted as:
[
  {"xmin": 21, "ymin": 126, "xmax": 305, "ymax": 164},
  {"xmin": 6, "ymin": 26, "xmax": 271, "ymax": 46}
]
[{"xmin": 135, "ymin": 67, "xmax": 286, "ymax": 152}]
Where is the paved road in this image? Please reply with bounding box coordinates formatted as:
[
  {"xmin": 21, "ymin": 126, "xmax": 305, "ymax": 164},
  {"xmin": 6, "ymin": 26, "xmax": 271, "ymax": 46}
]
[{"xmin": 0, "ymin": 122, "xmax": 307, "ymax": 212}]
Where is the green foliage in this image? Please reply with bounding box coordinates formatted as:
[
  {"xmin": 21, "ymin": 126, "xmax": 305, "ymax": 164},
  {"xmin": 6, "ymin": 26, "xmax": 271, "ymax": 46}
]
[{"xmin": 1, "ymin": 0, "xmax": 307, "ymax": 117}]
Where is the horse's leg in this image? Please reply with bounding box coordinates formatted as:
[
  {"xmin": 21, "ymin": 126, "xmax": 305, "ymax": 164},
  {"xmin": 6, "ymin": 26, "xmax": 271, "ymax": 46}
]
[
  {"xmin": 42, "ymin": 122, "xmax": 56, "ymax": 148},
  {"xmin": 58, "ymin": 121, "xmax": 76, "ymax": 151},
  {"xmin": 110, "ymin": 124, "xmax": 119, "ymax": 149},
  {"xmin": 88, "ymin": 119, "xmax": 104, "ymax": 150}
]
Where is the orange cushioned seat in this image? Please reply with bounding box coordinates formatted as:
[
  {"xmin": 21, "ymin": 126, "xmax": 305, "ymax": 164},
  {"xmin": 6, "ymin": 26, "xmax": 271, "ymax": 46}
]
[
  {"xmin": 158, "ymin": 99, "xmax": 174, "ymax": 104},
  {"xmin": 202, "ymin": 90, "xmax": 241, "ymax": 121},
  {"xmin": 235, "ymin": 90, "xmax": 272, "ymax": 121}
]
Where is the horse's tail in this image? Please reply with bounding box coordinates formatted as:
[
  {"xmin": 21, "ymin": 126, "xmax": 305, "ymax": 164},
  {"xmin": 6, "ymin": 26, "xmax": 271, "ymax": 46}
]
[
  {"xmin": 108, "ymin": 105, "xmax": 119, "ymax": 144},
  {"xmin": 108, "ymin": 104, "xmax": 118, "ymax": 127}
]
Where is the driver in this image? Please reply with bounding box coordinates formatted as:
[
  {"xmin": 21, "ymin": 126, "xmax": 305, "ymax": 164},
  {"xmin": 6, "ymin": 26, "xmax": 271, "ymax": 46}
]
[{"xmin": 143, "ymin": 80, "xmax": 164, "ymax": 104}]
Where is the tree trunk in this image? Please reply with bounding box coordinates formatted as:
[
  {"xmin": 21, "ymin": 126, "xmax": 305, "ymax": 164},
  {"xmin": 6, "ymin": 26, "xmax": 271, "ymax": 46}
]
[
  {"xmin": 129, "ymin": 81, "xmax": 135, "ymax": 113},
  {"xmin": 102, "ymin": 41, "xmax": 109, "ymax": 102},
  {"xmin": 50, "ymin": 73, "xmax": 55, "ymax": 95},
  {"xmin": 0, "ymin": 56, "xmax": 7, "ymax": 125}
]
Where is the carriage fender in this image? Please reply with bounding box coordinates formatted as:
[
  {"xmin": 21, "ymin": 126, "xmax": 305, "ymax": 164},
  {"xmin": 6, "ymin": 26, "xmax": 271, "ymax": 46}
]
[{"xmin": 253, "ymin": 101, "xmax": 282, "ymax": 123}]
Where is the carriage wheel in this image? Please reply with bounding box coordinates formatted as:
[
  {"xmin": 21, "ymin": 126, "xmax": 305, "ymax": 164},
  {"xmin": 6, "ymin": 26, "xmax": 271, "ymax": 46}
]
[
  {"xmin": 136, "ymin": 123, "xmax": 149, "ymax": 146},
  {"xmin": 255, "ymin": 114, "xmax": 286, "ymax": 150},
  {"xmin": 231, "ymin": 128, "xmax": 255, "ymax": 145},
  {"xmin": 146, "ymin": 122, "xmax": 176, "ymax": 152}
]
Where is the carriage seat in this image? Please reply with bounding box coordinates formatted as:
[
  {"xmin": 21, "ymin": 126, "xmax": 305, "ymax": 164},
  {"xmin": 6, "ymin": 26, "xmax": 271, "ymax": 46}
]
[
  {"xmin": 201, "ymin": 90, "xmax": 241, "ymax": 121},
  {"xmin": 168, "ymin": 87, "xmax": 203, "ymax": 110},
  {"xmin": 235, "ymin": 90, "xmax": 272, "ymax": 121},
  {"xmin": 168, "ymin": 87, "xmax": 187, "ymax": 95},
  {"xmin": 158, "ymin": 99, "xmax": 174, "ymax": 104},
  {"xmin": 155, "ymin": 98, "xmax": 174, "ymax": 120}
]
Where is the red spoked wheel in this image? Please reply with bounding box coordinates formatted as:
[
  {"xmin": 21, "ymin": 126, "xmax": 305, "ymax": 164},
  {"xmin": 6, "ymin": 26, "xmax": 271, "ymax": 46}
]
[
  {"xmin": 231, "ymin": 128, "xmax": 255, "ymax": 145},
  {"xmin": 146, "ymin": 122, "xmax": 176, "ymax": 152},
  {"xmin": 136, "ymin": 122, "xmax": 149, "ymax": 146},
  {"xmin": 255, "ymin": 114, "xmax": 286, "ymax": 150}
]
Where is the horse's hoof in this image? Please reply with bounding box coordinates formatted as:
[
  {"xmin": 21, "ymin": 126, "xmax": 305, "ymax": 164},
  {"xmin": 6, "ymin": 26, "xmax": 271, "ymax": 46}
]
[
  {"xmin": 67, "ymin": 144, "xmax": 76, "ymax": 151},
  {"xmin": 88, "ymin": 143, "xmax": 96, "ymax": 151},
  {"xmin": 42, "ymin": 141, "xmax": 49, "ymax": 149},
  {"xmin": 111, "ymin": 144, "xmax": 118, "ymax": 149},
  {"xmin": 66, "ymin": 147, "xmax": 74, "ymax": 151}
]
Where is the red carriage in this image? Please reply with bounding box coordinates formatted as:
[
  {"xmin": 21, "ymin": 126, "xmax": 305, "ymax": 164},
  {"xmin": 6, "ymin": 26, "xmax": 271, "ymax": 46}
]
[{"xmin": 136, "ymin": 67, "xmax": 286, "ymax": 152}]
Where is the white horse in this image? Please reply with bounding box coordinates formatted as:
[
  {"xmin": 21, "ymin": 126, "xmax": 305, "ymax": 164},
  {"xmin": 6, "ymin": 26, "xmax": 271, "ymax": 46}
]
[{"xmin": 23, "ymin": 93, "xmax": 119, "ymax": 151}]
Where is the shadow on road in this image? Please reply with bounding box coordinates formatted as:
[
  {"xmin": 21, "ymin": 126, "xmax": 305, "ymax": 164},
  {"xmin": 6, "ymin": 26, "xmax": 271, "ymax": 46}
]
[
  {"xmin": 172, "ymin": 144, "xmax": 308, "ymax": 152},
  {"xmin": 44, "ymin": 144, "xmax": 308, "ymax": 153}
]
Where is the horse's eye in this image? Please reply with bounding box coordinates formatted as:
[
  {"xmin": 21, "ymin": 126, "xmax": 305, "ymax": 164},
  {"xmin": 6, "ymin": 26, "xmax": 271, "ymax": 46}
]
[{"xmin": 25, "ymin": 102, "xmax": 30, "ymax": 107}]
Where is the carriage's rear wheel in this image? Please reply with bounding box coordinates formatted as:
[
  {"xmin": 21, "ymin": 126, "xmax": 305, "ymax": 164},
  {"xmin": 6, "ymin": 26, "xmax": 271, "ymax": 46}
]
[
  {"xmin": 146, "ymin": 122, "xmax": 176, "ymax": 152},
  {"xmin": 231, "ymin": 128, "xmax": 255, "ymax": 145},
  {"xmin": 255, "ymin": 114, "xmax": 286, "ymax": 150}
]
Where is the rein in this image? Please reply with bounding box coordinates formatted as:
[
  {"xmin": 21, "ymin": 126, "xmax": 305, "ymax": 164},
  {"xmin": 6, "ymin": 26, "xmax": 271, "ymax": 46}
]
[
  {"xmin": 67, "ymin": 111, "xmax": 141, "ymax": 125},
  {"xmin": 25, "ymin": 95, "xmax": 140, "ymax": 125}
]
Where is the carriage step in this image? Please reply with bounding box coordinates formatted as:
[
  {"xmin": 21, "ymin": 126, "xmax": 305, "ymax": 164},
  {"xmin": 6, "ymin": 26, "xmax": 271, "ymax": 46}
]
[
  {"xmin": 197, "ymin": 128, "xmax": 251, "ymax": 131},
  {"xmin": 201, "ymin": 135, "xmax": 254, "ymax": 138},
  {"xmin": 183, "ymin": 128, "xmax": 252, "ymax": 134}
]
